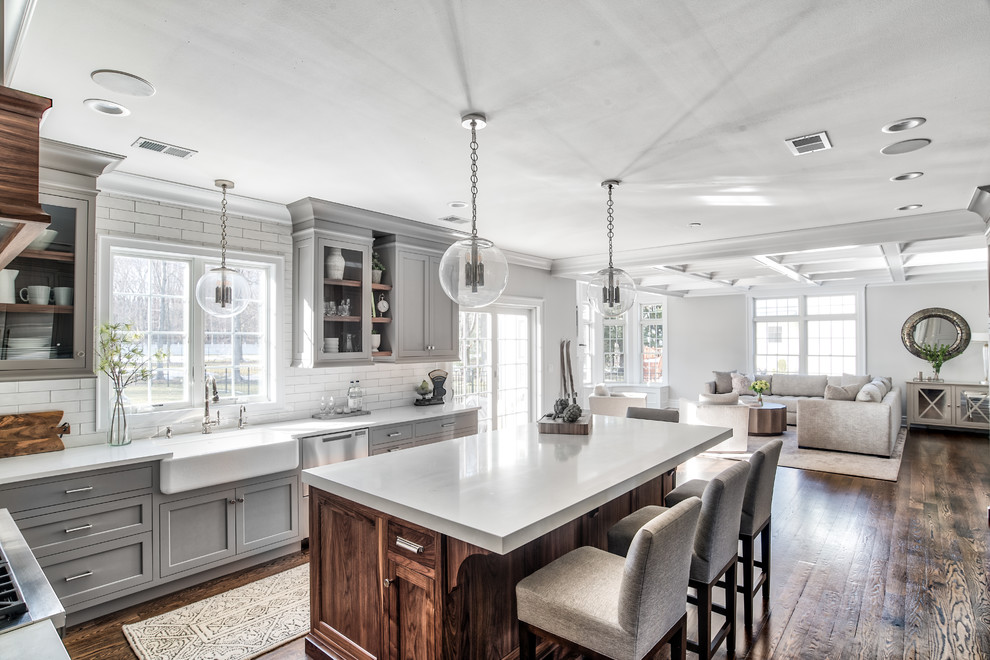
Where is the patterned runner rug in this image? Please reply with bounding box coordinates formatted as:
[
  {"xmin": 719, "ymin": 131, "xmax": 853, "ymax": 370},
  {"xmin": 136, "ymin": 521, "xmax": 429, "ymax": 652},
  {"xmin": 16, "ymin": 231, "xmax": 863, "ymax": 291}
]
[
  {"xmin": 123, "ymin": 563, "xmax": 309, "ymax": 660},
  {"xmin": 701, "ymin": 426, "xmax": 907, "ymax": 481}
]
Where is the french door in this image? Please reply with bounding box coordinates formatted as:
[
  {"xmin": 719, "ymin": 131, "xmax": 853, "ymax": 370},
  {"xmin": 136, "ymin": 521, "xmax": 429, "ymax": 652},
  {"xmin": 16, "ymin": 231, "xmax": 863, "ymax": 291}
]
[{"xmin": 452, "ymin": 306, "xmax": 535, "ymax": 432}]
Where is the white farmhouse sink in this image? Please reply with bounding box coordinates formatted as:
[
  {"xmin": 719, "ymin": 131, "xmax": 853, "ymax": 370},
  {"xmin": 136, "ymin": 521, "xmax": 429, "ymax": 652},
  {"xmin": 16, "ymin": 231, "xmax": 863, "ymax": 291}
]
[{"xmin": 157, "ymin": 429, "xmax": 299, "ymax": 494}]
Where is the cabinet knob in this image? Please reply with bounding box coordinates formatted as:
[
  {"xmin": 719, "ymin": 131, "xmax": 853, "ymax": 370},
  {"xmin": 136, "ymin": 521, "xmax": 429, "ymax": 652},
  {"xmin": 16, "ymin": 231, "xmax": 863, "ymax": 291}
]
[
  {"xmin": 228, "ymin": 499, "xmax": 236, "ymax": 504},
  {"xmin": 236, "ymin": 497, "xmax": 245, "ymax": 503},
  {"xmin": 383, "ymin": 577, "xmax": 393, "ymax": 588},
  {"xmin": 76, "ymin": 351, "xmax": 85, "ymax": 357}
]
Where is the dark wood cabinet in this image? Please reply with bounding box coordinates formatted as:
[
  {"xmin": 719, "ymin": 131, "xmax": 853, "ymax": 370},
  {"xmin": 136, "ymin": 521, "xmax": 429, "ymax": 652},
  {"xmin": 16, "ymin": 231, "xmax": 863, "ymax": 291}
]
[{"xmin": 385, "ymin": 558, "xmax": 438, "ymax": 660}]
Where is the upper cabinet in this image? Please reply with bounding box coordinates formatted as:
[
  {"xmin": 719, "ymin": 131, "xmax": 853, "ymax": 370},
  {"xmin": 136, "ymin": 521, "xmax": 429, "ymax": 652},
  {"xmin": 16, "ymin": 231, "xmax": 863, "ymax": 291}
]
[
  {"xmin": 377, "ymin": 237, "xmax": 458, "ymax": 363},
  {"xmin": 0, "ymin": 141, "xmax": 122, "ymax": 380},
  {"xmin": 288, "ymin": 199, "xmax": 461, "ymax": 368}
]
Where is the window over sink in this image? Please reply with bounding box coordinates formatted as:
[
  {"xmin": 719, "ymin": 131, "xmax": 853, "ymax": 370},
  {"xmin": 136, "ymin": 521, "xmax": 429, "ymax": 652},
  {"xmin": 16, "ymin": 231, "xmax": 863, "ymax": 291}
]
[{"xmin": 100, "ymin": 237, "xmax": 281, "ymax": 423}]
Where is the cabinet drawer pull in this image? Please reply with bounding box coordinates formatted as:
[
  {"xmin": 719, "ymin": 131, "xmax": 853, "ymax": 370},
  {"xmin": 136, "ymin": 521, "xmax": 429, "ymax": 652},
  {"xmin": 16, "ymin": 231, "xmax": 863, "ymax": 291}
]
[
  {"xmin": 441, "ymin": 422, "xmax": 455, "ymax": 428},
  {"xmin": 64, "ymin": 524, "xmax": 93, "ymax": 534},
  {"xmin": 387, "ymin": 431, "xmax": 402, "ymax": 437},
  {"xmin": 65, "ymin": 486, "xmax": 94, "ymax": 494},
  {"xmin": 65, "ymin": 571, "xmax": 93, "ymax": 582},
  {"xmin": 387, "ymin": 447, "xmax": 402, "ymax": 452},
  {"xmin": 396, "ymin": 536, "xmax": 425, "ymax": 554}
]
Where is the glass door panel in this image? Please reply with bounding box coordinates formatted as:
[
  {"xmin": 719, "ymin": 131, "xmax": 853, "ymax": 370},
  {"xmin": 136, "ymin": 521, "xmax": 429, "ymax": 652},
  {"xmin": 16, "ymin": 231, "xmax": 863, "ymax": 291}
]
[
  {"xmin": 320, "ymin": 240, "xmax": 368, "ymax": 360},
  {"xmin": 496, "ymin": 311, "xmax": 532, "ymax": 430}
]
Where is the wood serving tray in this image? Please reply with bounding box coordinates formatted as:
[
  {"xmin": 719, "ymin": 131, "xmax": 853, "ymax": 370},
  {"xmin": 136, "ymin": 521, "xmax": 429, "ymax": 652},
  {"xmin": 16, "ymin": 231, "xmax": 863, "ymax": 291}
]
[
  {"xmin": 538, "ymin": 415, "xmax": 593, "ymax": 435},
  {"xmin": 0, "ymin": 411, "xmax": 66, "ymax": 458}
]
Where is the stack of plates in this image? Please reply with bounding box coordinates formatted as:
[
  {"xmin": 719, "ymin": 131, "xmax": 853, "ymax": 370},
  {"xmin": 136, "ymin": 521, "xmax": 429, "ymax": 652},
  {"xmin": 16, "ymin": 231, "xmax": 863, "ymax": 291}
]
[{"xmin": 6, "ymin": 337, "xmax": 51, "ymax": 360}]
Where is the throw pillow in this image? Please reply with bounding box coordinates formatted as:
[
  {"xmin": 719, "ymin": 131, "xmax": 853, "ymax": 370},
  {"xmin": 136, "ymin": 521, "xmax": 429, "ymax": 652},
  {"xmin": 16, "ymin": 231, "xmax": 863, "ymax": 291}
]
[
  {"xmin": 712, "ymin": 370, "xmax": 736, "ymax": 394},
  {"xmin": 699, "ymin": 392, "xmax": 740, "ymax": 405},
  {"xmin": 869, "ymin": 377, "xmax": 890, "ymax": 399},
  {"xmin": 841, "ymin": 373, "xmax": 872, "ymax": 393},
  {"xmin": 856, "ymin": 382, "xmax": 884, "ymax": 403},
  {"xmin": 731, "ymin": 372, "xmax": 753, "ymax": 395},
  {"xmin": 877, "ymin": 375, "xmax": 893, "ymax": 390},
  {"xmin": 593, "ymin": 383, "xmax": 609, "ymax": 396},
  {"xmin": 824, "ymin": 383, "xmax": 860, "ymax": 401}
]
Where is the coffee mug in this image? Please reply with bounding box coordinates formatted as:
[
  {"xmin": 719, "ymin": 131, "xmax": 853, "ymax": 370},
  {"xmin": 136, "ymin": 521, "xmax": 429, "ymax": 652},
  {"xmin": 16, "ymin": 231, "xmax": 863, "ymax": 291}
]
[
  {"xmin": 53, "ymin": 287, "xmax": 73, "ymax": 306},
  {"xmin": 19, "ymin": 285, "xmax": 50, "ymax": 306}
]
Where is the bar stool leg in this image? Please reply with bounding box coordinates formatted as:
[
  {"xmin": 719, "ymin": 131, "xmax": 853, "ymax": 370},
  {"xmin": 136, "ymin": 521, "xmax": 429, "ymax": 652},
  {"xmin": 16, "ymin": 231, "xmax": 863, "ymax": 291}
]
[
  {"xmin": 671, "ymin": 617, "xmax": 687, "ymax": 660},
  {"xmin": 726, "ymin": 560, "xmax": 737, "ymax": 657},
  {"xmin": 741, "ymin": 533, "xmax": 755, "ymax": 628},
  {"xmin": 761, "ymin": 519, "xmax": 772, "ymax": 603},
  {"xmin": 518, "ymin": 622, "xmax": 536, "ymax": 660}
]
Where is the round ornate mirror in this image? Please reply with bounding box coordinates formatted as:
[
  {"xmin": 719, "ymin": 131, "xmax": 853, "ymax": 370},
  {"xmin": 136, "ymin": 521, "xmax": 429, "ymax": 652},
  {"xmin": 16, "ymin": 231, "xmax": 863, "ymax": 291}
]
[{"xmin": 900, "ymin": 307, "xmax": 971, "ymax": 359}]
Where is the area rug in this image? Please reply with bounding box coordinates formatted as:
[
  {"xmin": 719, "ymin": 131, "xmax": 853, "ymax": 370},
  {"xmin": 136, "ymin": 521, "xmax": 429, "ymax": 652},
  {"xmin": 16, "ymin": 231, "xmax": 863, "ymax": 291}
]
[
  {"xmin": 701, "ymin": 426, "xmax": 907, "ymax": 482},
  {"xmin": 123, "ymin": 564, "xmax": 309, "ymax": 660}
]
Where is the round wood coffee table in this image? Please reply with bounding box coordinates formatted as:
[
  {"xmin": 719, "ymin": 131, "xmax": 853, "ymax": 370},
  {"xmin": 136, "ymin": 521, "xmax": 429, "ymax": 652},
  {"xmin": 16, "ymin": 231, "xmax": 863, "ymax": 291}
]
[{"xmin": 748, "ymin": 402, "xmax": 787, "ymax": 436}]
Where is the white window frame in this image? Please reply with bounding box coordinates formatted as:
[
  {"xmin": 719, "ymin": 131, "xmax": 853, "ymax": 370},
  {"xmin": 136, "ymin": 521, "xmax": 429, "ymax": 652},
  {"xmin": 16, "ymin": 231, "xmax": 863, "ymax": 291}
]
[
  {"xmin": 747, "ymin": 288, "xmax": 866, "ymax": 375},
  {"xmin": 97, "ymin": 235, "xmax": 285, "ymax": 429},
  {"xmin": 582, "ymin": 283, "xmax": 667, "ymax": 388}
]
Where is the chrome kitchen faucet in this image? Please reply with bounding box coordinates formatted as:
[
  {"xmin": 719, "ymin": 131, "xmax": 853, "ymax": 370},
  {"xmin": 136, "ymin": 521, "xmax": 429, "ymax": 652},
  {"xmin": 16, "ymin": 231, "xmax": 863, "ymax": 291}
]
[{"xmin": 202, "ymin": 373, "xmax": 221, "ymax": 434}]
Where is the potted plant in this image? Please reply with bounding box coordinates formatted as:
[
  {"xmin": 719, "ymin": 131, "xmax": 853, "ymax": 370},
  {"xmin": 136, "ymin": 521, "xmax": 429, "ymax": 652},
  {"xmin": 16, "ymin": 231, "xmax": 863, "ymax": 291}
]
[
  {"xmin": 750, "ymin": 379, "xmax": 770, "ymax": 406},
  {"xmin": 919, "ymin": 342, "xmax": 951, "ymax": 381},
  {"xmin": 372, "ymin": 251, "xmax": 385, "ymax": 284},
  {"xmin": 371, "ymin": 329, "xmax": 382, "ymax": 351},
  {"xmin": 95, "ymin": 322, "xmax": 157, "ymax": 446}
]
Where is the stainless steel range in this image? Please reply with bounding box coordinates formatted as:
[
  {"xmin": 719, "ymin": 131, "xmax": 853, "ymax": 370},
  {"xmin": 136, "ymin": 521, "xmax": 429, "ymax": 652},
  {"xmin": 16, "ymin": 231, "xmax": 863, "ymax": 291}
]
[{"xmin": 0, "ymin": 509, "xmax": 65, "ymax": 634}]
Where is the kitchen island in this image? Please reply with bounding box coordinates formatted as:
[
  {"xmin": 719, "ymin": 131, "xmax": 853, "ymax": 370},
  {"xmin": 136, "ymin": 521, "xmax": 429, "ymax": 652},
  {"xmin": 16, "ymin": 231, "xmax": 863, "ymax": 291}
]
[{"xmin": 301, "ymin": 414, "xmax": 731, "ymax": 660}]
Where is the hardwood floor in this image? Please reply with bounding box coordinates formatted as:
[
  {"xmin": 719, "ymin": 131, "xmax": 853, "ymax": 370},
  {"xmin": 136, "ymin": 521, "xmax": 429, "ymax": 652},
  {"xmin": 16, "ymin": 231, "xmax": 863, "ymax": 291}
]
[{"xmin": 62, "ymin": 427, "xmax": 988, "ymax": 659}]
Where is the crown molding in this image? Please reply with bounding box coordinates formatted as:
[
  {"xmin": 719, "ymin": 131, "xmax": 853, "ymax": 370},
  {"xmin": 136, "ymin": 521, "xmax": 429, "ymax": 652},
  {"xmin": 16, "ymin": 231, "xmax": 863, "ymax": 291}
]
[
  {"xmin": 503, "ymin": 249, "xmax": 552, "ymax": 271},
  {"xmin": 40, "ymin": 139, "xmax": 124, "ymax": 178},
  {"xmin": 98, "ymin": 170, "xmax": 291, "ymax": 224},
  {"xmin": 550, "ymin": 209, "xmax": 985, "ymax": 276}
]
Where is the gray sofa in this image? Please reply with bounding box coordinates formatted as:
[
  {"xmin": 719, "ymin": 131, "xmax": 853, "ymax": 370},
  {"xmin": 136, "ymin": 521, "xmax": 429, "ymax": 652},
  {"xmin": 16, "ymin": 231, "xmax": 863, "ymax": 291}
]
[{"xmin": 703, "ymin": 372, "xmax": 901, "ymax": 457}]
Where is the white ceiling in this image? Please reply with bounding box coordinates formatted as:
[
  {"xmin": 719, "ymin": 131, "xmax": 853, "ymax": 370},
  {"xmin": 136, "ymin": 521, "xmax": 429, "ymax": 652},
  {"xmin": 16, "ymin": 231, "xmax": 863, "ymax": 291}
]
[{"xmin": 7, "ymin": 0, "xmax": 990, "ymax": 294}]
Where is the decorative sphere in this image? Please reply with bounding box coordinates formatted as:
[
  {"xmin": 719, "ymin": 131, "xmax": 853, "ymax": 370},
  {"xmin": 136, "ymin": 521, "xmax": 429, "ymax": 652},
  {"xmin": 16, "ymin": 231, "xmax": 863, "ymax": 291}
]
[
  {"xmin": 438, "ymin": 236, "xmax": 508, "ymax": 308},
  {"xmin": 195, "ymin": 267, "xmax": 251, "ymax": 317},
  {"xmin": 588, "ymin": 266, "xmax": 636, "ymax": 318}
]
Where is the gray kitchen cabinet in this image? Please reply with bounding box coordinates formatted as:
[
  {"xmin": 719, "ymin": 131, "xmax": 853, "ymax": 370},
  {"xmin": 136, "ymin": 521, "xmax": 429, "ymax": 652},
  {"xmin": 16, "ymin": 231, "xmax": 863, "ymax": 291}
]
[
  {"xmin": 370, "ymin": 411, "xmax": 478, "ymax": 455},
  {"xmin": 38, "ymin": 532, "xmax": 153, "ymax": 609},
  {"xmin": 378, "ymin": 237, "xmax": 459, "ymax": 363},
  {"xmin": 158, "ymin": 473, "xmax": 300, "ymax": 578}
]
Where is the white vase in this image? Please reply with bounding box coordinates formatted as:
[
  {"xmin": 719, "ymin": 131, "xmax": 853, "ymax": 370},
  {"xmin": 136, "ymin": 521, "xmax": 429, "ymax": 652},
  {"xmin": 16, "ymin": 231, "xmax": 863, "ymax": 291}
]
[
  {"xmin": 0, "ymin": 269, "xmax": 18, "ymax": 304},
  {"xmin": 325, "ymin": 248, "xmax": 346, "ymax": 280},
  {"xmin": 371, "ymin": 334, "xmax": 381, "ymax": 350}
]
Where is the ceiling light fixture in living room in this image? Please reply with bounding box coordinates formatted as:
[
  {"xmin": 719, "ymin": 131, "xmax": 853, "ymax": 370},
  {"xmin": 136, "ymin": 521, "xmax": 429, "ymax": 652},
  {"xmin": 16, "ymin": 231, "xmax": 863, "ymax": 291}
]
[
  {"xmin": 438, "ymin": 113, "xmax": 508, "ymax": 308},
  {"xmin": 588, "ymin": 180, "xmax": 636, "ymax": 318}
]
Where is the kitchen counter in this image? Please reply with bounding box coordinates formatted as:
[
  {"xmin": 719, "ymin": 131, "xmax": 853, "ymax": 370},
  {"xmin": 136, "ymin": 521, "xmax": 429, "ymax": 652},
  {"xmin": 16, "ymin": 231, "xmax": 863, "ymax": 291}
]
[
  {"xmin": 0, "ymin": 403, "xmax": 479, "ymax": 487},
  {"xmin": 302, "ymin": 414, "xmax": 730, "ymax": 554}
]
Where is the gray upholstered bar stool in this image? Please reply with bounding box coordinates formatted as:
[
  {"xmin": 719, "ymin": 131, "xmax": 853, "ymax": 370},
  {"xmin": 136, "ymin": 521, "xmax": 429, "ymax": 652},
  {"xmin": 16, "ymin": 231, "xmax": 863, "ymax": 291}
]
[
  {"xmin": 516, "ymin": 498, "xmax": 703, "ymax": 660},
  {"xmin": 626, "ymin": 407, "xmax": 680, "ymax": 423},
  {"xmin": 665, "ymin": 439, "xmax": 783, "ymax": 628},
  {"xmin": 607, "ymin": 461, "xmax": 750, "ymax": 660}
]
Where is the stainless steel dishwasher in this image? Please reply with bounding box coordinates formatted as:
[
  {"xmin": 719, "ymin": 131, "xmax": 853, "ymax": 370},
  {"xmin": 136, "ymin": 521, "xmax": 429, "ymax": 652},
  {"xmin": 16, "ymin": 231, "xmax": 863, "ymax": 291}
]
[{"xmin": 300, "ymin": 427, "xmax": 369, "ymax": 537}]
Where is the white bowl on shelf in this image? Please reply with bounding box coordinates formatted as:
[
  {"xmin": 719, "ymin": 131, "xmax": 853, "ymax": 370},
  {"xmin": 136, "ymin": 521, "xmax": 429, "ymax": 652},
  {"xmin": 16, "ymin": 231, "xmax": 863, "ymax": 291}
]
[
  {"xmin": 27, "ymin": 229, "xmax": 58, "ymax": 251},
  {"xmin": 7, "ymin": 337, "xmax": 50, "ymax": 348}
]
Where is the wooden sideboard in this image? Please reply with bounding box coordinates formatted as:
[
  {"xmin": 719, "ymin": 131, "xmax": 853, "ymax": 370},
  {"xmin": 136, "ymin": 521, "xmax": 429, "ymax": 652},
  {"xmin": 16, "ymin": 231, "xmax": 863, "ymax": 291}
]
[{"xmin": 906, "ymin": 380, "xmax": 989, "ymax": 431}]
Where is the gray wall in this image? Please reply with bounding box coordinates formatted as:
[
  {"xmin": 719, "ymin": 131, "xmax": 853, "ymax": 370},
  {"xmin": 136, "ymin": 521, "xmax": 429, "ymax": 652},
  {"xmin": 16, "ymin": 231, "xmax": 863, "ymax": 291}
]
[{"xmin": 667, "ymin": 294, "xmax": 748, "ymax": 404}]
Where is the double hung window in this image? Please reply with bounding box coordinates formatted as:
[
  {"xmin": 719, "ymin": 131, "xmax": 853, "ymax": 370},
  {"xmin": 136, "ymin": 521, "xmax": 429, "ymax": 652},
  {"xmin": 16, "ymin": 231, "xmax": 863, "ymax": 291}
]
[
  {"xmin": 582, "ymin": 286, "xmax": 666, "ymax": 387},
  {"xmin": 752, "ymin": 293, "xmax": 860, "ymax": 375}
]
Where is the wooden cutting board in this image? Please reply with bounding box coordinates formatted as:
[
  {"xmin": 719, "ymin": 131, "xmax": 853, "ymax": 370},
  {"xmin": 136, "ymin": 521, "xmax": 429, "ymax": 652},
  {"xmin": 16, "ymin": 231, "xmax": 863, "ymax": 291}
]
[
  {"xmin": 0, "ymin": 411, "xmax": 65, "ymax": 458},
  {"xmin": 538, "ymin": 415, "xmax": 593, "ymax": 435}
]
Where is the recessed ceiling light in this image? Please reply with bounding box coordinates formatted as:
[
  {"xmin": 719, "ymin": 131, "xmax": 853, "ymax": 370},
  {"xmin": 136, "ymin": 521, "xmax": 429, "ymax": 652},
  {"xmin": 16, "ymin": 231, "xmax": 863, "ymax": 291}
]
[
  {"xmin": 897, "ymin": 204, "xmax": 923, "ymax": 211},
  {"xmin": 447, "ymin": 201, "xmax": 468, "ymax": 209},
  {"xmin": 688, "ymin": 222, "xmax": 702, "ymax": 228},
  {"xmin": 891, "ymin": 172, "xmax": 924, "ymax": 181},
  {"xmin": 83, "ymin": 98, "xmax": 130, "ymax": 116},
  {"xmin": 882, "ymin": 117, "xmax": 926, "ymax": 133},
  {"xmin": 881, "ymin": 139, "xmax": 931, "ymax": 155},
  {"xmin": 91, "ymin": 69, "xmax": 156, "ymax": 97}
]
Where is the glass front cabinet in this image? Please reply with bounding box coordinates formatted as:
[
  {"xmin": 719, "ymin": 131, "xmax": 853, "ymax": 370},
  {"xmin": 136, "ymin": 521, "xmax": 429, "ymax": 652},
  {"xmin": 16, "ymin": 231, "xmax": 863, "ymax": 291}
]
[{"xmin": 0, "ymin": 191, "xmax": 94, "ymax": 379}]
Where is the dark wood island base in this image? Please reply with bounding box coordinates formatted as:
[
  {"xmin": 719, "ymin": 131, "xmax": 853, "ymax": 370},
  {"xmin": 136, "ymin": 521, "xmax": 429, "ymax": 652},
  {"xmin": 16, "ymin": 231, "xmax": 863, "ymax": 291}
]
[{"xmin": 305, "ymin": 470, "xmax": 676, "ymax": 660}]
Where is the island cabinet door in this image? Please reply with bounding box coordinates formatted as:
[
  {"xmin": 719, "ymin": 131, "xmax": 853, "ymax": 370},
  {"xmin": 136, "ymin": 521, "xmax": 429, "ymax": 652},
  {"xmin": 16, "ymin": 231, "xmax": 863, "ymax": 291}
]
[
  {"xmin": 384, "ymin": 557, "xmax": 439, "ymax": 660},
  {"xmin": 309, "ymin": 492, "xmax": 383, "ymax": 659}
]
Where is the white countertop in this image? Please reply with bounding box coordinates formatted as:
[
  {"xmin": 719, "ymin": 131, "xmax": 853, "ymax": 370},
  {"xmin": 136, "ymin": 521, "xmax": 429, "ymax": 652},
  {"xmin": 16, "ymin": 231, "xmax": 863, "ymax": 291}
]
[
  {"xmin": 0, "ymin": 403, "xmax": 479, "ymax": 487},
  {"xmin": 302, "ymin": 415, "xmax": 731, "ymax": 554}
]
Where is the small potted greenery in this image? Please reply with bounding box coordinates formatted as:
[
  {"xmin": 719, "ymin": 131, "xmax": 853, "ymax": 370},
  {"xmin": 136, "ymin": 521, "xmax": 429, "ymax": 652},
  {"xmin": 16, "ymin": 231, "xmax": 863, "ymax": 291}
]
[
  {"xmin": 372, "ymin": 251, "xmax": 386, "ymax": 284},
  {"xmin": 96, "ymin": 322, "xmax": 156, "ymax": 446},
  {"xmin": 750, "ymin": 378, "xmax": 770, "ymax": 406},
  {"xmin": 919, "ymin": 342, "xmax": 951, "ymax": 381}
]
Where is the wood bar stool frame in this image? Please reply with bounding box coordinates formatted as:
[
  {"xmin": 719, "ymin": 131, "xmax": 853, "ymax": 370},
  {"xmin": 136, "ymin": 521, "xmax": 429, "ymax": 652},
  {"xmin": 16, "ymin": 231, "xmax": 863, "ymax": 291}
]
[
  {"xmin": 740, "ymin": 515, "xmax": 771, "ymax": 628},
  {"xmin": 686, "ymin": 555, "xmax": 737, "ymax": 660}
]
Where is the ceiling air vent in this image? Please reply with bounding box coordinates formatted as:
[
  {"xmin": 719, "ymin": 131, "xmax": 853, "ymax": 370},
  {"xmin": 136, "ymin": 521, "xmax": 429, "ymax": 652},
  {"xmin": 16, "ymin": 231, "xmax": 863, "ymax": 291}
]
[
  {"xmin": 438, "ymin": 215, "xmax": 469, "ymax": 225},
  {"xmin": 785, "ymin": 131, "xmax": 832, "ymax": 156},
  {"xmin": 131, "ymin": 137, "xmax": 197, "ymax": 159}
]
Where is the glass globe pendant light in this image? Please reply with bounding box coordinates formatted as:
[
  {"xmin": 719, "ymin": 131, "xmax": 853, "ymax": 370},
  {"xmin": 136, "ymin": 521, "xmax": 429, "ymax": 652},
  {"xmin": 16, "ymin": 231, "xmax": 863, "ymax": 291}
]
[
  {"xmin": 438, "ymin": 113, "xmax": 508, "ymax": 308},
  {"xmin": 588, "ymin": 180, "xmax": 636, "ymax": 318},
  {"xmin": 194, "ymin": 179, "xmax": 250, "ymax": 317}
]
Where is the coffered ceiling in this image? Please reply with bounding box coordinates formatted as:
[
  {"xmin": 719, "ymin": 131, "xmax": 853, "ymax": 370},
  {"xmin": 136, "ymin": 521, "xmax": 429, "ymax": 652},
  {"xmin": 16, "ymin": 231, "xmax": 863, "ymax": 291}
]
[{"xmin": 6, "ymin": 0, "xmax": 989, "ymax": 294}]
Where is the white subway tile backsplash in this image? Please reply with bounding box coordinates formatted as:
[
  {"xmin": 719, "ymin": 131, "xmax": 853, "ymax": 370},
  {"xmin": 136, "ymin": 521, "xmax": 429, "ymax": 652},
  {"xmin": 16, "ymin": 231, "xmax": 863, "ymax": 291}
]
[{"xmin": 17, "ymin": 379, "xmax": 82, "ymax": 392}]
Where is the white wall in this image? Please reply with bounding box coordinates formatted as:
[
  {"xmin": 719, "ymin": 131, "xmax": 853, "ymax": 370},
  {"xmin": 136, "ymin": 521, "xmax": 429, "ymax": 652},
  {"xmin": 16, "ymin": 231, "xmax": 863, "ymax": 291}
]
[
  {"xmin": 666, "ymin": 294, "xmax": 748, "ymax": 405},
  {"xmin": 865, "ymin": 281, "xmax": 988, "ymax": 390}
]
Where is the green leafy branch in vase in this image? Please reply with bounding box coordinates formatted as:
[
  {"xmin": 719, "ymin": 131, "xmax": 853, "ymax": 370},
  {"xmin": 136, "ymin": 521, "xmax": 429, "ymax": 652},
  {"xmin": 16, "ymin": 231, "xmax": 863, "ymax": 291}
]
[
  {"xmin": 919, "ymin": 342, "xmax": 951, "ymax": 375},
  {"xmin": 95, "ymin": 322, "xmax": 161, "ymax": 392}
]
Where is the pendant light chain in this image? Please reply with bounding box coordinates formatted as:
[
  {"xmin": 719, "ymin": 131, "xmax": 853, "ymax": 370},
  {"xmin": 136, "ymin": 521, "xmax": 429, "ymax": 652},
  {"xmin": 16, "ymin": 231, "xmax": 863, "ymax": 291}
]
[
  {"xmin": 219, "ymin": 183, "xmax": 229, "ymax": 270},
  {"xmin": 606, "ymin": 183, "xmax": 615, "ymax": 269},
  {"xmin": 470, "ymin": 121, "xmax": 479, "ymax": 239}
]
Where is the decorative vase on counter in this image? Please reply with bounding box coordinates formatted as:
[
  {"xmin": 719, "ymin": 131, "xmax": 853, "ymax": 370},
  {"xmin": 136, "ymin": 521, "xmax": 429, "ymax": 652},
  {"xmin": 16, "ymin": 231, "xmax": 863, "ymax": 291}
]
[
  {"xmin": 108, "ymin": 388, "xmax": 131, "ymax": 446},
  {"xmin": 325, "ymin": 247, "xmax": 346, "ymax": 280}
]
